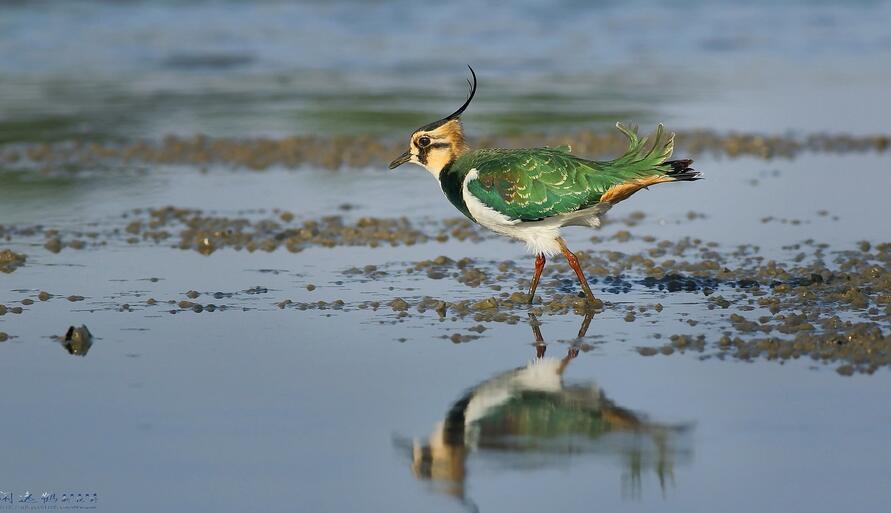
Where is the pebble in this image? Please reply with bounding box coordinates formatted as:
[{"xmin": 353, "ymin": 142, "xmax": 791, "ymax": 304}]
[
  {"xmin": 389, "ymin": 298, "xmax": 409, "ymax": 311},
  {"xmin": 44, "ymin": 238, "xmax": 63, "ymax": 253},
  {"xmin": 0, "ymin": 249, "xmax": 26, "ymax": 273}
]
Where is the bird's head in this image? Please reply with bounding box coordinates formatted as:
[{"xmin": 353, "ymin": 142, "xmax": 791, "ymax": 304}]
[{"xmin": 388, "ymin": 66, "xmax": 476, "ymax": 178}]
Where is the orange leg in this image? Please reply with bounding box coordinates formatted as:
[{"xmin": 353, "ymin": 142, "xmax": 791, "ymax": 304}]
[
  {"xmin": 536, "ymin": 343, "xmax": 547, "ymax": 359},
  {"xmin": 577, "ymin": 312, "xmax": 594, "ymax": 338},
  {"xmin": 529, "ymin": 314, "xmax": 546, "ymax": 358},
  {"xmin": 558, "ymin": 346, "xmax": 579, "ymax": 375},
  {"xmin": 557, "ymin": 238, "xmax": 597, "ymax": 305},
  {"xmin": 527, "ymin": 253, "xmax": 546, "ymax": 304}
]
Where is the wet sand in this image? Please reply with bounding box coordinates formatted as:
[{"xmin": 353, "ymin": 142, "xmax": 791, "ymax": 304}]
[
  {"xmin": 3, "ymin": 138, "xmax": 890, "ymax": 376},
  {"xmin": 3, "ymin": 128, "xmax": 889, "ymax": 171}
]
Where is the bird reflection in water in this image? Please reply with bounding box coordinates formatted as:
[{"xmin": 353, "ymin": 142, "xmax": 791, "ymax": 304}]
[{"xmin": 407, "ymin": 314, "xmax": 692, "ymax": 506}]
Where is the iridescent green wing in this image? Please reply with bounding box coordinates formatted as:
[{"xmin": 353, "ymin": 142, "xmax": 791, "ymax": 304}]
[
  {"xmin": 475, "ymin": 392, "xmax": 609, "ymax": 441},
  {"xmin": 464, "ymin": 124, "xmax": 675, "ymax": 221}
]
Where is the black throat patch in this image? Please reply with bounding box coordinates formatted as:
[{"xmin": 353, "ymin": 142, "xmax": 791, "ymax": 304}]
[{"xmin": 438, "ymin": 160, "xmax": 474, "ymax": 222}]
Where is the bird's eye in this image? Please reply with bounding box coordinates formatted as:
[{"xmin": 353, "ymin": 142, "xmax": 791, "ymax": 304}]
[{"xmin": 417, "ymin": 136, "xmax": 431, "ymax": 147}]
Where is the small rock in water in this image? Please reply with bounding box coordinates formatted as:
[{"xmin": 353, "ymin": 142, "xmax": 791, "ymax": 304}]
[
  {"xmin": 0, "ymin": 250, "xmax": 27, "ymax": 273},
  {"xmin": 197, "ymin": 237, "xmax": 215, "ymax": 255},
  {"xmin": 62, "ymin": 325, "xmax": 93, "ymax": 356},
  {"xmin": 471, "ymin": 297, "xmax": 499, "ymax": 310},
  {"xmin": 836, "ymin": 364, "xmax": 855, "ymax": 376},
  {"xmin": 389, "ymin": 298, "xmax": 409, "ymax": 311},
  {"xmin": 44, "ymin": 238, "xmax": 63, "ymax": 253}
]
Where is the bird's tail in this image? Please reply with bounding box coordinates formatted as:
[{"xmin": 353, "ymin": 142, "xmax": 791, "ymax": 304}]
[
  {"xmin": 662, "ymin": 158, "xmax": 701, "ymax": 182},
  {"xmin": 613, "ymin": 123, "xmax": 702, "ymax": 181}
]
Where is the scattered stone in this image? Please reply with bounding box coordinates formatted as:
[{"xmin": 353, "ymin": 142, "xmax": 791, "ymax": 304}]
[
  {"xmin": 836, "ymin": 364, "xmax": 855, "ymax": 376},
  {"xmin": 389, "ymin": 298, "xmax": 409, "ymax": 311},
  {"xmin": 0, "ymin": 250, "xmax": 26, "ymax": 273},
  {"xmin": 44, "ymin": 238, "xmax": 63, "ymax": 253},
  {"xmin": 62, "ymin": 325, "xmax": 93, "ymax": 356},
  {"xmin": 472, "ymin": 297, "xmax": 499, "ymax": 310}
]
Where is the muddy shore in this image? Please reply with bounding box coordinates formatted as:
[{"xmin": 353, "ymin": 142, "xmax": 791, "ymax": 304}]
[
  {"xmin": 3, "ymin": 128, "xmax": 889, "ymax": 172},
  {"xmin": 2, "ymin": 202, "xmax": 889, "ymax": 374}
]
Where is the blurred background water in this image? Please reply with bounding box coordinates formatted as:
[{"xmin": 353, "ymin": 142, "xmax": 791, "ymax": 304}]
[{"xmin": 2, "ymin": 0, "xmax": 891, "ymax": 142}]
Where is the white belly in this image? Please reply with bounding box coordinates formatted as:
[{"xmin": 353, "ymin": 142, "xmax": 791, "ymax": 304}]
[{"xmin": 460, "ymin": 169, "xmax": 610, "ymax": 256}]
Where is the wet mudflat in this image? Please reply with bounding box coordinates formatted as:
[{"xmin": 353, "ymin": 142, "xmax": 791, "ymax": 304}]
[{"xmin": 2, "ymin": 146, "xmax": 891, "ymax": 512}]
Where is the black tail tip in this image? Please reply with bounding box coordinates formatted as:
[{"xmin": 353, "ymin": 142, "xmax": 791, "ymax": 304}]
[
  {"xmin": 666, "ymin": 159, "xmax": 694, "ymax": 173},
  {"xmin": 665, "ymin": 158, "xmax": 701, "ymax": 181}
]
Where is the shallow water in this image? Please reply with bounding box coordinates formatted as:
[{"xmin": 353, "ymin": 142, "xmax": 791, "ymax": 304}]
[
  {"xmin": 3, "ymin": 1, "xmax": 891, "ymax": 512},
  {"xmin": 4, "ymin": 311, "xmax": 890, "ymax": 513},
  {"xmin": 2, "ymin": 148, "xmax": 891, "ymax": 511}
]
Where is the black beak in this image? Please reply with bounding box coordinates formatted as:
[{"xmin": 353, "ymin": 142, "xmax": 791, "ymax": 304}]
[{"xmin": 388, "ymin": 150, "xmax": 411, "ymax": 170}]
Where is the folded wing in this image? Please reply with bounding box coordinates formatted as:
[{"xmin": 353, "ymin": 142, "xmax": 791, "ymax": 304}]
[{"xmin": 465, "ymin": 124, "xmax": 681, "ymax": 221}]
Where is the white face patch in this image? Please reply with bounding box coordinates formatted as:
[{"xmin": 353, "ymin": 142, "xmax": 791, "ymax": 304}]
[
  {"xmin": 403, "ymin": 119, "xmax": 468, "ymax": 179},
  {"xmin": 405, "ymin": 151, "xmax": 441, "ymax": 179},
  {"xmin": 407, "ymin": 135, "xmax": 455, "ymax": 179}
]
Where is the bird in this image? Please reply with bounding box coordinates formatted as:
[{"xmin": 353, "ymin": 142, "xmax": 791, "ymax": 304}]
[
  {"xmin": 389, "ymin": 66, "xmax": 702, "ymax": 305},
  {"xmin": 406, "ymin": 315, "xmax": 687, "ymax": 504}
]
